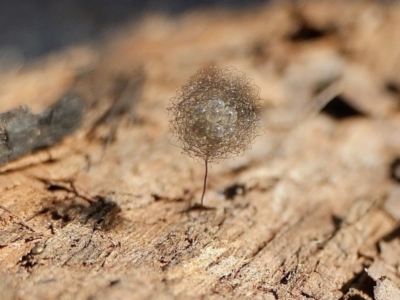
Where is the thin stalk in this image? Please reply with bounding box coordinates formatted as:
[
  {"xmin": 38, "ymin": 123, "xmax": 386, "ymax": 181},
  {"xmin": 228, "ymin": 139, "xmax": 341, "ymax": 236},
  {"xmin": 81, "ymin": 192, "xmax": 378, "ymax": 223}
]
[{"xmin": 200, "ymin": 159, "xmax": 208, "ymax": 206}]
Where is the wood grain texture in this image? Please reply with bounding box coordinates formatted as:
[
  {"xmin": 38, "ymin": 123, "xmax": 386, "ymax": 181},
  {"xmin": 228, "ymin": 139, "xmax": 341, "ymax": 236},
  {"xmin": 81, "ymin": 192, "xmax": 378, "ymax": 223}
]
[{"xmin": 1, "ymin": 1, "xmax": 400, "ymax": 299}]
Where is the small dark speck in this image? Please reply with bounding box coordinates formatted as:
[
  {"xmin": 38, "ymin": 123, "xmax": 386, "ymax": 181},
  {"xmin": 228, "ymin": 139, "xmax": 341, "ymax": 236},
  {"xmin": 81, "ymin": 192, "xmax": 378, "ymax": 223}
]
[
  {"xmin": 109, "ymin": 279, "xmax": 120, "ymax": 287},
  {"xmin": 289, "ymin": 24, "xmax": 327, "ymax": 41},
  {"xmin": 152, "ymin": 194, "xmax": 162, "ymax": 201},
  {"xmin": 223, "ymin": 183, "xmax": 246, "ymax": 200},
  {"xmin": 390, "ymin": 157, "xmax": 400, "ymax": 182},
  {"xmin": 321, "ymin": 96, "xmax": 364, "ymax": 120},
  {"xmin": 386, "ymin": 82, "xmax": 400, "ymax": 95},
  {"xmin": 331, "ymin": 215, "xmax": 342, "ymax": 228}
]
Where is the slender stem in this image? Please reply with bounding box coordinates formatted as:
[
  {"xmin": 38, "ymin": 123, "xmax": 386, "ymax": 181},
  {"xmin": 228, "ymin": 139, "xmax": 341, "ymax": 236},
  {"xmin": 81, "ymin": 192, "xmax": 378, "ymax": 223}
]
[{"xmin": 200, "ymin": 159, "xmax": 208, "ymax": 206}]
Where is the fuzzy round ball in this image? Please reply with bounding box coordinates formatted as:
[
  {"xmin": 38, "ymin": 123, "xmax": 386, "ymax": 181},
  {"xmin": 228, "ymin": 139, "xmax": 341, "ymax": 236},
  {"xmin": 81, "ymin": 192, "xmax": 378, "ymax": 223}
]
[{"xmin": 168, "ymin": 66, "xmax": 261, "ymax": 163}]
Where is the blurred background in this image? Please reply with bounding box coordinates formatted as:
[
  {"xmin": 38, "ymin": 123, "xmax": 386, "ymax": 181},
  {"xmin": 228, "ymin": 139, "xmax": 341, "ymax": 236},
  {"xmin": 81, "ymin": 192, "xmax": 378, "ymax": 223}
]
[{"xmin": 0, "ymin": 0, "xmax": 266, "ymax": 60}]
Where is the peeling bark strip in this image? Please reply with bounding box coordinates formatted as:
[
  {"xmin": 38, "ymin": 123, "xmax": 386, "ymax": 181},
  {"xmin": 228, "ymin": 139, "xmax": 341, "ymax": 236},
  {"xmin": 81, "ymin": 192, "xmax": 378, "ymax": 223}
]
[{"xmin": 0, "ymin": 92, "xmax": 85, "ymax": 165}]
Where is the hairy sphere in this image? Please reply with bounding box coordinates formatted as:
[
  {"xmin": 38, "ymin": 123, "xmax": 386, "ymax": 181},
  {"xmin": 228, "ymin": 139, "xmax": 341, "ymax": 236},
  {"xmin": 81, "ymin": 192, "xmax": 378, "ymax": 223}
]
[{"xmin": 168, "ymin": 66, "xmax": 261, "ymax": 163}]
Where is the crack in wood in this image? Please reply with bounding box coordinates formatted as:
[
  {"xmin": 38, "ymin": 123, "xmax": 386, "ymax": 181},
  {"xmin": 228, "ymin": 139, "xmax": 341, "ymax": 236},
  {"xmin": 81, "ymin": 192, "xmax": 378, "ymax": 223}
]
[{"xmin": 0, "ymin": 205, "xmax": 37, "ymax": 232}]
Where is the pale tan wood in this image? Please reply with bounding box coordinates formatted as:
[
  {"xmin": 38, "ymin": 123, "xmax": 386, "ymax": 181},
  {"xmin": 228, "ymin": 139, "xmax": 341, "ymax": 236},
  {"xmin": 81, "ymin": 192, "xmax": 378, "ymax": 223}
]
[{"xmin": 1, "ymin": 1, "xmax": 400, "ymax": 299}]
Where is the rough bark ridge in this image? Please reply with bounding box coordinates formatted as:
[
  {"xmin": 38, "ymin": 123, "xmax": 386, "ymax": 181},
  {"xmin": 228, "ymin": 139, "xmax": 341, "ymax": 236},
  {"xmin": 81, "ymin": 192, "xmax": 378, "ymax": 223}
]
[{"xmin": 1, "ymin": 1, "xmax": 400, "ymax": 299}]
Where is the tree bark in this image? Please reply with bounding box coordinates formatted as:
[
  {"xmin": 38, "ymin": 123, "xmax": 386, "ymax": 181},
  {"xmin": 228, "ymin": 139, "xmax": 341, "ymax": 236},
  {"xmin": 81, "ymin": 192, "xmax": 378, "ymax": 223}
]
[{"xmin": 1, "ymin": 1, "xmax": 400, "ymax": 299}]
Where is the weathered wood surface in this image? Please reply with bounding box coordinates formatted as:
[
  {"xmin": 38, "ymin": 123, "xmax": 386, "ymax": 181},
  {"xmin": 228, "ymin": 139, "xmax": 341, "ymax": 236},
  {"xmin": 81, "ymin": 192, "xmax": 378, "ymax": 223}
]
[{"xmin": 1, "ymin": 1, "xmax": 400, "ymax": 299}]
